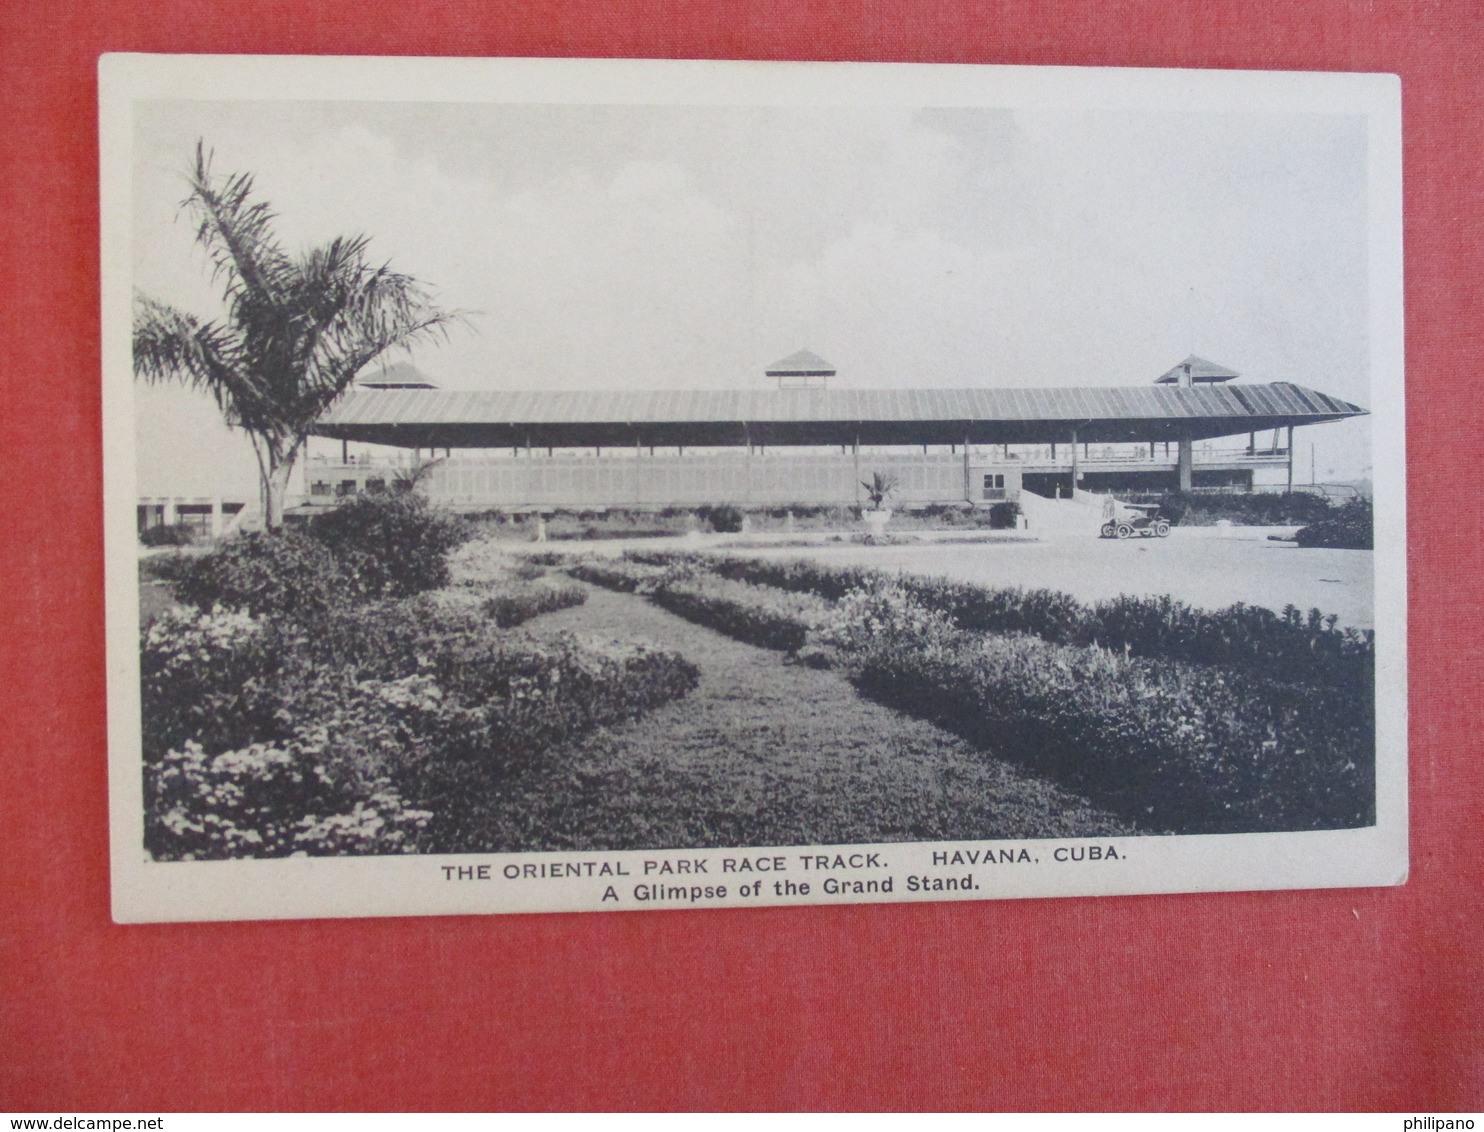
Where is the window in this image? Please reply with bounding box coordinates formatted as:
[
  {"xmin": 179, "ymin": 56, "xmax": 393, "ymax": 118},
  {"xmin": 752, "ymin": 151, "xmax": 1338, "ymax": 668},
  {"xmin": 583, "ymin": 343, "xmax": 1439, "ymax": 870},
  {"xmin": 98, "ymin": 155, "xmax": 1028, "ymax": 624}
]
[
  {"xmin": 364, "ymin": 477, "xmax": 386, "ymax": 494},
  {"xmin": 982, "ymin": 473, "xmax": 1005, "ymax": 500},
  {"xmin": 336, "ymin": 480, "xmax": 358, "ymax": 497},
  {"xmin": 310, "ymin": 481, "xmax": 331, "ymax": 496}
]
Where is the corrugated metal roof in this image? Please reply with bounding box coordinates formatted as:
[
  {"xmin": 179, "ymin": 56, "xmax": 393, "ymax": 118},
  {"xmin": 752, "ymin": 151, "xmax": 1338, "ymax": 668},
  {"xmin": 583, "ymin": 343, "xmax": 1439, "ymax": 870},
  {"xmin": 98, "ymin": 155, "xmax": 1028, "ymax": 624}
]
[{"xmin": 314, "ymin": 382, "xmax": 1366, "ymax": 446}]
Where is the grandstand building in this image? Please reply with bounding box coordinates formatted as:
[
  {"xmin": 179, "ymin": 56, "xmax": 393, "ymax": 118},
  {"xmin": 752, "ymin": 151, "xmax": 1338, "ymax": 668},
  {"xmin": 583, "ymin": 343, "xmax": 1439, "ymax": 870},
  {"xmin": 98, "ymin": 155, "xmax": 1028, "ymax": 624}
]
[{"xmin": 305, "ymin": 354, "xmax": 1367, "ymax": 512}]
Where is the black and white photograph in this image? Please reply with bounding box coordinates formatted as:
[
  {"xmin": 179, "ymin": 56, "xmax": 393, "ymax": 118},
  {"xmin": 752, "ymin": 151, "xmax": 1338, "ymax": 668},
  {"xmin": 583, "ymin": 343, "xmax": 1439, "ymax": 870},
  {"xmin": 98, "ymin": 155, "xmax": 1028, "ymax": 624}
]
[{"xmin": 102, "ymin": 56, "xmax": 1407, "ymax": 921}]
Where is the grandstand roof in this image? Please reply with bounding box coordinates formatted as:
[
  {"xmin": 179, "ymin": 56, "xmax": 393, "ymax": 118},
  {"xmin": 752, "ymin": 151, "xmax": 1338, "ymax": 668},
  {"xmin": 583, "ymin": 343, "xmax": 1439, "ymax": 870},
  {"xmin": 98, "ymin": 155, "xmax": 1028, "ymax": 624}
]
[{"xmin": 313, "ymin": 381, "xmax": 1367, "ymax": 450}]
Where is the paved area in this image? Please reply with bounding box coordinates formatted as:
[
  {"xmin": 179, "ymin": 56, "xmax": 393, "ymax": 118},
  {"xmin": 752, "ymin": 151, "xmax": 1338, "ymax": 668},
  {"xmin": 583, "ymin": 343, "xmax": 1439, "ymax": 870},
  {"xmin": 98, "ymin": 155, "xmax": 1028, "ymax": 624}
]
[{"xmin": 533, "ymin": 524, "xmax": 1375, "ymax": 629}]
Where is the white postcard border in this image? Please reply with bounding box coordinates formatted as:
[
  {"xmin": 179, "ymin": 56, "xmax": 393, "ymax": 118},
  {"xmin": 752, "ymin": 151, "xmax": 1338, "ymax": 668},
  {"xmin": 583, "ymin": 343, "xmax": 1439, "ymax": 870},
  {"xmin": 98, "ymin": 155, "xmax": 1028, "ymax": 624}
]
[{"xmin": 101, "ymin": 53, "xmax": 1406, "ymax": 924}]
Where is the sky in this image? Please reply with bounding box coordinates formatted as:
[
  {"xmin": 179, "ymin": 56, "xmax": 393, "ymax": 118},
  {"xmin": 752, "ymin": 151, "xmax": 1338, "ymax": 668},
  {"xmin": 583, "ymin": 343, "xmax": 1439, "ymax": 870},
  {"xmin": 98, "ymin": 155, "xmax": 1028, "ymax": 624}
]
[{"xmin": 131, "ymin": 97, "xmax": 1374, "ymax": 496}]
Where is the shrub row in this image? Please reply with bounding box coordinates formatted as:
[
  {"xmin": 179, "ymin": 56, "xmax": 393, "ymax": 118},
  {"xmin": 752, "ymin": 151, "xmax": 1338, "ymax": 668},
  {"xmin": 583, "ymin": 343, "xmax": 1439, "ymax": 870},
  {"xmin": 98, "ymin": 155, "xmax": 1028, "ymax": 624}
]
[
  {"xmin": 141, "ymin": 601, "xmax": 700, "ymax": 859},
  {"xmin": 625, "ymin": 549, "xmax": 876, "ymax": 602},
  {"xmin": 1295, "ymin": 498, "xmax": 1374, "ymax": 550},
  {"xmin": 566, "ymin": 559, "xmax": 670, "ymax": 593},
  {"xmin": 810, "ymin": 585, "xmax": 1373, "ymax": 833},
  {"xmin": 644, "ymin": 552, "xmax": 1373, "ymax": 686},
  {"xmin": 1153, "ymin": 491, "xmax": 1335, "ymax": 527},
  {"xmin": 139, "ymin": 522, "xmax": 196, "ymax": 548},
  {"xmin": 482, "ymin": 581, "xmax": 588, "ymax": 628},
  {"xmin": 649, "ymin": 574, "xmax": 832, "ymax": 653},
  {"xmin": 851, "ymin": 634, "xmax": 1373, "ymax": 833}
]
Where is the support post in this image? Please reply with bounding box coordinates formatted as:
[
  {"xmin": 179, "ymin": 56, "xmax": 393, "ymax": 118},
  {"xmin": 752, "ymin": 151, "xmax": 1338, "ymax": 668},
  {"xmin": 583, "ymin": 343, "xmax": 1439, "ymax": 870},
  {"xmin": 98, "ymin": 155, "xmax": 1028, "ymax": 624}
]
[
  {"xmin": 853, "ymin": 433, "xmax": 861, "ymax": 505},
  {"xmin": 1286, "ymin": 426, "xmax": 1295, "ymax": 492},
  {"xmin": 341, "ymin": 439, "xmax": 349, "ymax": 463},
  {"xmin": 963, "ymin": 434, "xmax": 971, "ymax": 501},
  {"xmin": 1069, "ymin": 427, "xmax": 1079, "ymax": 492},
  {"xmin": 1177, "ymin": 437, "xmax": 1193, "ymax": 492}
]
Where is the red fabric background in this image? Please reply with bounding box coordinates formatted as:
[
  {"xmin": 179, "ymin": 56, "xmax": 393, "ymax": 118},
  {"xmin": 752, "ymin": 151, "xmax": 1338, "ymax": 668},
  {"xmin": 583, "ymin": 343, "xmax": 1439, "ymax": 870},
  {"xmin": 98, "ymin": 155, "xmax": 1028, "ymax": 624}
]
[{"xmin": 1, "ymin": 0, "xmax": 1480, "ymax": 1112}]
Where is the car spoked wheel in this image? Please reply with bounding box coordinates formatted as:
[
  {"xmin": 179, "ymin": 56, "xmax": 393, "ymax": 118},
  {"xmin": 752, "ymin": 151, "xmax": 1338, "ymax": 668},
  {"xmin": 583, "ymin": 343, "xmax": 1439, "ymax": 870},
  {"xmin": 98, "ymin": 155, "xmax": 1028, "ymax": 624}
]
[
  {"xmin": 1155, "ymin": 520, "xmax": 1171, "ymax": 537},
  {"xmin": 1115, "ymin": 523, "xmax": 1133, "ymax": 539}
]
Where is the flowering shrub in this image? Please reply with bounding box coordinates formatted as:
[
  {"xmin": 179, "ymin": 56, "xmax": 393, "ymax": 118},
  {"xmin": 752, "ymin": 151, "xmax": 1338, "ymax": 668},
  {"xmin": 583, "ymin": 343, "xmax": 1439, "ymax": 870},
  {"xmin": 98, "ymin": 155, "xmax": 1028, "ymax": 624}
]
[
  {"xmin": 807, "ymin": 583, "xmax": 955, "ymax": 658},
  {"xmin": 146, "ymin": 735, "xmax": 434, "ymax": 860},
  {"xmin": 482, "ymin": 581, "xmax": 588, "ymax": 628},
  {"xmin": 650, "ymin": 575, "xmax": 831, "ymax": 653},
  {"xmin": 140, "ymin": 595, "xmax": 700, "ymax": 859},
  {"xmin": 140, "ymin": 608, "xmax": 291, "ymax": 759},
  {"xmin": 308, "ymin": 492, "xmax": 473, "ymax": 598},
  {"xmin": 173, "ymin": 533, "xmax": 348, "ymax": 621}
]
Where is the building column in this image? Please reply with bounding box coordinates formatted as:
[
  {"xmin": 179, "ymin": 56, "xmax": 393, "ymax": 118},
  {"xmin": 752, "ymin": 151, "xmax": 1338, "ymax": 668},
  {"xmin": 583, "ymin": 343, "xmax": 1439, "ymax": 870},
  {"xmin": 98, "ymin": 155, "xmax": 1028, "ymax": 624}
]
[
  {"xmin": 1286, "ymin": 426, "xmax": 1295, "ymax": 492},
  {"xmin": 1177, "ymin": 437, "xmax": 1193, "ymax": 492},
  {"xmin": 1069, "ymin": 427, "xmax": 1079, "ymax": 492},
  {"xmin": 963, "ymin": 434, "xmax": 971, "ymax": 501},
  {"xmin": 210, "ymin": 498, "xmax": 223, "ymax": 538},
  {"xmin": 163, "ymin": 499, "xmax": 177, "ymax": 526},
  {"xmin": 853, "ymin": 433, "xmax": 861, "ymax": 505}
]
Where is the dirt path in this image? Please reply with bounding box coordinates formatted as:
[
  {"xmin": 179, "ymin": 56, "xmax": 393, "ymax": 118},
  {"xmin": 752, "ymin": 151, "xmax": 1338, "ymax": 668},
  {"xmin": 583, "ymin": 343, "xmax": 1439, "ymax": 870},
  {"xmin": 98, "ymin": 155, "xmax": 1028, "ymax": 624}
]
[{"xmin": 443, "ymin": 581, "xmax": 1137, "ymax": 852}]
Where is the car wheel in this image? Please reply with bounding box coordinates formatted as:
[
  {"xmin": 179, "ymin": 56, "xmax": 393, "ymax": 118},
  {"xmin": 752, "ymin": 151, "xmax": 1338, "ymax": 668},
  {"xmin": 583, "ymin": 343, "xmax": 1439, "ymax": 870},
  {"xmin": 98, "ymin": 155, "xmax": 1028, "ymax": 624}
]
[
  {"xmin": 1116, "ymin": 523, "xmax": 1133, "ymax": 539},
  {"xmin": 1155, "ymin": 521, "xmax": 1171, "ymax": 537},
  {"xmin": 1100, "ymin": 522, "xmax": 1116, "ymax": 538}
]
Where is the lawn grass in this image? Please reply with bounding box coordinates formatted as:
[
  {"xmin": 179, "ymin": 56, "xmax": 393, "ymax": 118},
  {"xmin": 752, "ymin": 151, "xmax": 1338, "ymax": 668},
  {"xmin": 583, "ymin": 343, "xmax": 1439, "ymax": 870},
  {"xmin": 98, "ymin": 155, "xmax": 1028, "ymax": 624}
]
[{"xmin": 427, "ymin": 583, "xmax": 1137, "ymax": 852}]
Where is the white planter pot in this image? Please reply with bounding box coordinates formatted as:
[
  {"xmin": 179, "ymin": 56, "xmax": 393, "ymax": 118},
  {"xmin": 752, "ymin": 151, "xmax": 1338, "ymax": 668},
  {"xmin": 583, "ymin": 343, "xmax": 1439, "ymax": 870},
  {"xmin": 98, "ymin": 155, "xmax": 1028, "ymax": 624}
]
[{"xmin": 862, "ymin": 508, "xmax": 893, "ymax": 539}]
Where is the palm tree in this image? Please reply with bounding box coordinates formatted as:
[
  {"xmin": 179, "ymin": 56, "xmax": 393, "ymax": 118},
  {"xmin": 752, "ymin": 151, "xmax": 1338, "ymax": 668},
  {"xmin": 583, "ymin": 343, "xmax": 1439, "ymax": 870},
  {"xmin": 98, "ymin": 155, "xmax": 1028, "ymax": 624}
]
[{"xmin": 133, "ymin": 141, "xmax": 462, "ymax": 531}]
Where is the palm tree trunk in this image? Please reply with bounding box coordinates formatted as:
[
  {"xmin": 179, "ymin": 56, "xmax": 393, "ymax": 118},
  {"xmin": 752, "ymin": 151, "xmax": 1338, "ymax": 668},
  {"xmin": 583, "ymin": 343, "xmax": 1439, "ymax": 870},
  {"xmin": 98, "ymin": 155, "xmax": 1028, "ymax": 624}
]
[{"xmin": 263, "ymin": 449, "xmax": 298, "ymax": 532}]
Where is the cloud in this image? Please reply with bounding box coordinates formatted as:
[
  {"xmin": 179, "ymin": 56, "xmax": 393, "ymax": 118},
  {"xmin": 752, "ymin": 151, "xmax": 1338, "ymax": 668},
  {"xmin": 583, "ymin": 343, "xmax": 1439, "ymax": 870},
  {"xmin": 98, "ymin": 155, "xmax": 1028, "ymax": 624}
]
[{"xmin": 131, "ymin": 99, "xmax": 1374, "ymax": 480}]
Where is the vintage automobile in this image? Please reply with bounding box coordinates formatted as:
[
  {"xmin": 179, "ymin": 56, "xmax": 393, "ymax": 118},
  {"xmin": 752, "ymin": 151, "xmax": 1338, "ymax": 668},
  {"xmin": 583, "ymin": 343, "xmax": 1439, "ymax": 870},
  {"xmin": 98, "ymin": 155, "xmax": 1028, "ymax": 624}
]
[{"xmin": 1100, "ymin": 502, "xmax": 1171, "ymax": 539}]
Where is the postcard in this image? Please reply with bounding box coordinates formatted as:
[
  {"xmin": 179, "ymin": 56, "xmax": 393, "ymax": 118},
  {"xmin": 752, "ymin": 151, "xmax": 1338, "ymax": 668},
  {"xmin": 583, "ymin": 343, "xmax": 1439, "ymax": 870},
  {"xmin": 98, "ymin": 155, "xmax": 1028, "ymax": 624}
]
[{"xmin": 101, "ymin": 54, "xmax": 1405, "ymax": 921}]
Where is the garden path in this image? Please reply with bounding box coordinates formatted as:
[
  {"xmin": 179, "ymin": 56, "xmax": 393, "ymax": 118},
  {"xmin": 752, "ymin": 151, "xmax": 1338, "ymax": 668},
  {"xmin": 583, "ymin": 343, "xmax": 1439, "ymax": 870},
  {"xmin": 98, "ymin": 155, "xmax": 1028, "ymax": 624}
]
[{"xmin": 447, "ymin": 581, "xmax": 1138, "ymax": 852}]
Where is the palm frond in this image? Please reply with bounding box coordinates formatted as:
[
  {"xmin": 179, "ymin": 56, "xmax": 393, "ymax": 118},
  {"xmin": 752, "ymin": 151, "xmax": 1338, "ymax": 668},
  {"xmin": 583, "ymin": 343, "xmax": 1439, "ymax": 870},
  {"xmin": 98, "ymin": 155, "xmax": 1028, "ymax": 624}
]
[
  {"xmin": 183, "ymin": 141, "xmax": 295, "ymax": 320},
  {"xmin": 143, "ymin": 142, "xmax": 468, "ymax": 528}
]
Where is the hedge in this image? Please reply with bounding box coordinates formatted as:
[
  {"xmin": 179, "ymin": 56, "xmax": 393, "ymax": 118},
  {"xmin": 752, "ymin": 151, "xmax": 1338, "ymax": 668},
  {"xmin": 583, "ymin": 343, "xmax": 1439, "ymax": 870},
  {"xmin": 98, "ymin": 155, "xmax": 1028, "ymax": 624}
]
[
  {"xmin": 482, "ymin": 581, "xmax": 588, "ymax": 628},
  {"xmin": 661, "ymin": 553, "xmax": 1372, "ymax": 686},
  {"xmin": 843, "ymin": 623, "xmax": 1374, "ymax": 834},
  {"xmin": 649, "ymin": 574, "xmax": 831, "ymax": 653},
  {"xmin": 567, "ymin": 559, "xmax": 669, "ymax": 593},
  {"xmin": 1295, "ymin": 498, "xmax": 1374, "ymax": 550}
]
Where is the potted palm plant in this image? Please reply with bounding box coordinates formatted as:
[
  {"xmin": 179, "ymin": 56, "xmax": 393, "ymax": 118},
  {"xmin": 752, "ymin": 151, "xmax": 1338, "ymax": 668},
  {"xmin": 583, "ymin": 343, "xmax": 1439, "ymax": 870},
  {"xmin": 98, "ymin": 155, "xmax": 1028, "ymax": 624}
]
[{"xmin": 860, "ymin": 471, "xmax": 898, "ymax": 541}]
